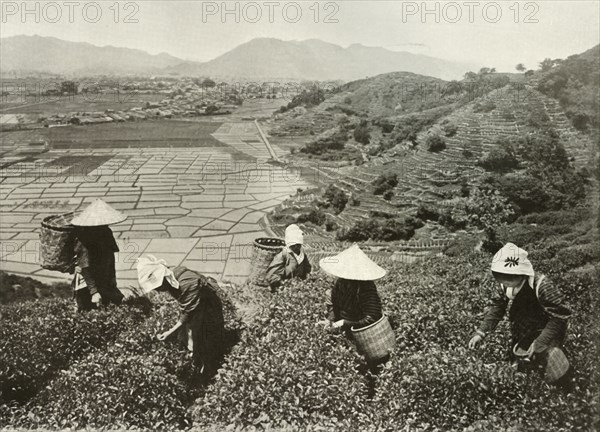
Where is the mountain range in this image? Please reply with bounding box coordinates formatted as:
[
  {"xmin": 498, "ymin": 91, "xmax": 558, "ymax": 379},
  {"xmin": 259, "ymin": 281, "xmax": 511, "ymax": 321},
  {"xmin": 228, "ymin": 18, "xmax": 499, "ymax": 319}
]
[
  {"xmin": 1, "ymin": 35, "xmax": 476, "ymax": 80},
  {"xmin": 0, "ymin": 35, "xmax": 182, "ymax": 76}
]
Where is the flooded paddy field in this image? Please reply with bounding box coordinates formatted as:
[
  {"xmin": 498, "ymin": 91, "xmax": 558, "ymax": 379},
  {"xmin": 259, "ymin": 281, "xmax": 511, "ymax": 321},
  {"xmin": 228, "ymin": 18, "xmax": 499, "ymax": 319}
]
[{"xmin": 0, "ymin": 117, "xmax": 310, "ymax": 288}]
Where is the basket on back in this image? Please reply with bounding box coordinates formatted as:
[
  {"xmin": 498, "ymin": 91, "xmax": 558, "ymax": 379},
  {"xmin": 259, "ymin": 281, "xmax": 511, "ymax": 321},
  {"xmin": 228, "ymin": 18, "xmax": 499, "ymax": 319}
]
[
  {"xmin": 351, "ymin": 315, "xmax": 396, "ymax": 362},
  {"xmin": 248, "ymin": 237, "xmax": 285, "ymax": 286},
  {"xmin": 40, "ymin": 212, "xmax": 76, "ymax": 274}
]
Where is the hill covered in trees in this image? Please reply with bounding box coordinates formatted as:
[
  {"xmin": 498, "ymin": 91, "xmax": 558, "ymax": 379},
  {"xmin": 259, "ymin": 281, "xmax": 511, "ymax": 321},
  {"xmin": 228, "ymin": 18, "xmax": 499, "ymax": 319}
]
[
  {"xmin": 536, "ymin": 44, "xmax": 600, "ymax": 134},
  {"xmin": 266, "ymin": 46, "xmax": 598, "ymax": 247}
]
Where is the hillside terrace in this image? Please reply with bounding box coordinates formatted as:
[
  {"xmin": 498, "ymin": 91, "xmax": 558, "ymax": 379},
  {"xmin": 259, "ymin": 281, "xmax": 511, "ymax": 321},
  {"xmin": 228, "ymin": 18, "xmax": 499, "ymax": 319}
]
[{"xmin": 269, "ymin": 84, "xmax": 593, "ymax": 244}]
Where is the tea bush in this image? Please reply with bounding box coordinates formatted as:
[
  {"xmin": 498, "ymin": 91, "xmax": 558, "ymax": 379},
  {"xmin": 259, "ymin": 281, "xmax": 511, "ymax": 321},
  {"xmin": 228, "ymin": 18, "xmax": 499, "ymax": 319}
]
[
  {"xmin": 4, "ymin": 302, "xmax": 197, "ymax": 431},
  {"xmin": 0, "ymin": 297, "xmax": 151, "ymax": 404},
  {"xmin": 1, "ymin": 287, "xmax": 243, "ymax": 431},
  {"xmin": 336, "ymin": 216, "xmax": 423, "ymax": 242},
  {"xmin": 0, "ymin": 271, "xmax": 71, "ymax": 304},
  {"xmin": 192, "ymin": 247, "xmax": 599, "ymax": 431},
  {"xmin": 193, "ymin": 273, "xmax": 376, "ymax": 430},
  {"xmin": 1, "ymin": 211, "xmax": 597, "ymax": 430}
]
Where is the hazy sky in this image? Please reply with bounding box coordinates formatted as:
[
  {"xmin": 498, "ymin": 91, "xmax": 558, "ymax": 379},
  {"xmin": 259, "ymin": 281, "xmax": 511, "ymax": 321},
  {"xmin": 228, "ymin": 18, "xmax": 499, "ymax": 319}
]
[{"xmin": 1, "ymin": 1, "xmax": 599, "ymax": 71}]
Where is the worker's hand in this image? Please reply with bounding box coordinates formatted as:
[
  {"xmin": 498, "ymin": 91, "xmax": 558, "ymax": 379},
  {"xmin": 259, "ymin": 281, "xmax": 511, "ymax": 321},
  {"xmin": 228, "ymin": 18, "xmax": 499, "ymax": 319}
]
[
  {"xmin": 525, "ymin": 341, "xmax": 538, "ymax": 359},
  {"xmin": 91, "ymin": 293, "xmax": 102, "ymax": 306},
  {"xmin": 332, "ymin": 320, "xmax": 345, "ymax": 329},
  {"xmin": 75, "ymin": 266, "xmax": 82, "ymax": 273},
  {"xmin": 157, "ymin": 331, "xmax": 170, "ymax": 341},
  {"xmin": 468, "ymin": 334, "xmax": 483, "ymax": 349},
  {"xmin": 315, "ymin": 320, "xmax": 330, "ymax": 327}
]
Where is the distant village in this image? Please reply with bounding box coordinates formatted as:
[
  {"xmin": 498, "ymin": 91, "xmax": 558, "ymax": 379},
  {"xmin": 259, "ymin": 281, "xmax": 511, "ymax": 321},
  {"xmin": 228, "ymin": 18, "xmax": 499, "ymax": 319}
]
[{"xmin": 0, "ymin": 77, "xmax": 299, "ymax": 131}]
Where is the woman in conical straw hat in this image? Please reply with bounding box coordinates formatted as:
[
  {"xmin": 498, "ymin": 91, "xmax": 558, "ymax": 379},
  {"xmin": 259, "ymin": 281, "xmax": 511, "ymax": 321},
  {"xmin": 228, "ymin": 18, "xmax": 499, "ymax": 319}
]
[
  {"xmin": 136, "ymin": 255, "xmax": 225, "ymax": 378},
  {"xmin": 266, "ymin": 224, "xmax": 312, "ymax": 291},
  {"xmin": 319, "ymin": 244, "xmax": 386, "ymax": 333},
  {"xmin": 469, "ymin": 243, "xmax": 573, "ymax": 390},
  {"xmin": 70, "ymin": 199, "xmax": 127, "ymax": 311}
]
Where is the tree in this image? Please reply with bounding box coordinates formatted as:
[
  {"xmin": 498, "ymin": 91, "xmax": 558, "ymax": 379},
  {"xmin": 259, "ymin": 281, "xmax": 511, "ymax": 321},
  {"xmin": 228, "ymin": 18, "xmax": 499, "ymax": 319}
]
[
  {"xmin": 478, "ymin": 138, "xmax": 519, "ymax": 173},
  {"xmin": 205, "ymin": 104, "xmax": 219, "ymax": 115},
  {"xmin": 202, "ymin": 78, "xmax": 216, "ymax": 88},
  {"xmin": 353, "ymin": 120, "xmax": 371, "ymax": 144},
  {"xmin": 301, "ymin": 128, "xmax": 348, "ymax": 155},
  {"xmin": 516, "ymin": 63, "xmax": 526, "ymax": 72},
  {"xmin": 372, "ymin": 173, "xmax": 398, "ymax": 195},
  {"xmin": 540, "ymin": 58, "xmax": 555, "ymax": 72},
  {"xmin": 426, "ymin": 134, "xmax": 446, "ymax": 152},
  {"xmin": 466, "ymin": 185, "xmax": 515, "ymax": 252},
  {"xmin": 442, "ymin": 121, "xmax": 458, "ymax": 137},
  {"xmin": 478, "ymin": 67, "xmax": 497, "ymax": 75},
  {"xmin": 296, "ymin": 208, "xmax": 326, "ymax": 226},
  {"xmin": 323, "ymin": 185, "xmax": 348, "ymax": 214}
]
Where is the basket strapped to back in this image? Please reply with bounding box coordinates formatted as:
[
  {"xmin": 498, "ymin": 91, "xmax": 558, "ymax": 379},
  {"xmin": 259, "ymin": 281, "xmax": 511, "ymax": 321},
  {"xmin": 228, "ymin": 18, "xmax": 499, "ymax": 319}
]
[
  {"xmin": 351, "ymin": 315, "xmax": 396, "ymax": 361},
  {"xmin": 248, "ymin": 237, "xmax": 285, "ymax": 287},
  {"xmin": 39, "ymin": 213, "xmax": 76, "ymax": 274}
]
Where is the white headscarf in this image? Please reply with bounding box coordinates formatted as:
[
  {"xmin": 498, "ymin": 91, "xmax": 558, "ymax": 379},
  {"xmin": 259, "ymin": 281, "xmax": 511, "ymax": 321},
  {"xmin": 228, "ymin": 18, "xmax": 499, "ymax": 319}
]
[
  {"xmin": 285, "ymin": 224, "xmax": 305, "ymax": 264},
  {"xmin": 285, "ymin": 224, "xmax": 304, "ymax": 247},
  {"xmin": 136, "ymin": 255, "xmax": 180, "ymax": 293},
  {"xmin": 491, "ymin": 243, "xmax": 535, "ymax": 294}
]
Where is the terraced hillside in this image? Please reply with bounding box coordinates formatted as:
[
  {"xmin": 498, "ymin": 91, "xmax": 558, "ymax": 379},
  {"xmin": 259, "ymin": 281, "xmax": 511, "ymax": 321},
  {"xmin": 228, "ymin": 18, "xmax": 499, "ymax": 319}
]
[{"xmin": 267, "ymin": 83, "xmax": 594, "ymax": 241}]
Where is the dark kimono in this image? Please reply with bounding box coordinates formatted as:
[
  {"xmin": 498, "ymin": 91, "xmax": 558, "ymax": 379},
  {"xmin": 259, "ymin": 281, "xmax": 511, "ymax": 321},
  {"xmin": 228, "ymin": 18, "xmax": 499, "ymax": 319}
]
[
  {"xmin": 477, "ymin": 274, "xmax": 571, "ymax": 355},
  {"xmin": 169, "ymin": 266, "xmax": 225, "ymax": 376},
  {"xmin": 266, "ymin": 249, "xmax": 312, "ymax": 289},
  {"xmin": 73, "ymin": 226, "xmax": 123, "ymax": 310},
  {"xmin": 326, "ymin": 279, "xmax": 383, "ymax": 330}
]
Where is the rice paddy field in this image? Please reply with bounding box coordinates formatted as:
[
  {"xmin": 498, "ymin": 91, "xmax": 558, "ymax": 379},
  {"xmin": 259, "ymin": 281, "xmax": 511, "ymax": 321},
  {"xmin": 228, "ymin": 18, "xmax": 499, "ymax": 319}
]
[
  {"xmin": 47, "ymin": 121, "xmax": 226, "ymax": 149},
  {"xmin": 0, "ymin": 93, "xmax": 166, "ymax": 115}
]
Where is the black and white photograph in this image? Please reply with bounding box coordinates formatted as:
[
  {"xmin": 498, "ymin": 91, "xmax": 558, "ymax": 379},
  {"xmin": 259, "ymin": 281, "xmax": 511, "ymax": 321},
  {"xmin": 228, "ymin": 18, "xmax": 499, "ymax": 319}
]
[{"xmin": 0, "ymin": 1, "xmax": 599, "ymax": 430}]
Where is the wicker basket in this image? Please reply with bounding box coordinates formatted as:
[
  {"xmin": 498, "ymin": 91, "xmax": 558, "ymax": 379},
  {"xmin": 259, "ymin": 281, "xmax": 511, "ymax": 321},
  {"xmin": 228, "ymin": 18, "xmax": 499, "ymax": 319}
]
[
  {"xmin": 40, "ymin": 213, "xmax": 76, "ymax": 274},
  {"xmin": 248, "ymin": 237, "xmax": 286, "ymax": 286},
  {"xmin": 351, "ymin": 315, "xmax": 396, "ymax": 361}
]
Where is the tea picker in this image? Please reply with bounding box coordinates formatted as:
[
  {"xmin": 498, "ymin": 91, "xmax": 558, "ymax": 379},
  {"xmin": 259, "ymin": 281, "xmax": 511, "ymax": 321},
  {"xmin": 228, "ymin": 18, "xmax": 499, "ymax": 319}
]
[
  {"xmin": 468, "ymin": 243, "xmax": 574, "ymax": 391},
  {"xmin": 265, "ymin": 224, "xmax": 312, "ymax": 291},
  {"xmin": 136, "ymin": 255, "xmax": 226, "ymax": 379},
  {"xmin": 40, "ymin": 199, "xmax": 127, "ymax": 312},
  {"xmin": 70, "ymin": 199, "xmax": 127, "ymax": 311},
  {"xmin": 319, "ymin": 244, "xmax": 395, "ymax": 370}
]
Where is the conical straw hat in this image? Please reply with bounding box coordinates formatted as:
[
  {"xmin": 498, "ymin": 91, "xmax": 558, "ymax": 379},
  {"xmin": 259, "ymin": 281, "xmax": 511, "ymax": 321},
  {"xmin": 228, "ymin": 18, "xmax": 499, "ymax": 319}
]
[
  {"xmin": 319, "ymin": 244, "xmax": 387, "ymax": 281},
  {"xmin": 71, "ymin": 199, "xmax": 127, "ymax": 226}
]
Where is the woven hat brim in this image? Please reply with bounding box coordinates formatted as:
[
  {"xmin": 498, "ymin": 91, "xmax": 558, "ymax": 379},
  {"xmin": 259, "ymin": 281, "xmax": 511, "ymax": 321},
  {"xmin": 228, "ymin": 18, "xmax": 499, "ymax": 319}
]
[
  {"xmin": 71, "ymin": 199, "xmax": 127, "ymax": 226},
  {"xmin": 71, "ymin": 213, "xmax": 127, "ymax": 226},
  {"xmin": 71, "ymin": 217, "xmax": 127, "ymax": 226},
  {"xmin": 319, "ymin": 257, "xmax": 386, "ymax": 281}
]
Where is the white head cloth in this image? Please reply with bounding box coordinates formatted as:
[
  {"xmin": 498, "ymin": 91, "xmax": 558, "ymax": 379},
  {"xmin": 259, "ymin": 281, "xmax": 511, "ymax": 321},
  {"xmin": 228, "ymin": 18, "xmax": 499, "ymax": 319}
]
[
  {"xmin": 136, "ymin": 254, "xmax": 180, "ymax": 293},
  {"xmin": 284, "ymin": 224, "xmax": 305, "ymax": 263},
  {"xmin": 285, "ymin": 224, "xmax": 304, "ymax": 246},
  {"xmin": 491, "ymin": 243, "xmax": 535, "ymax": 288}
]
